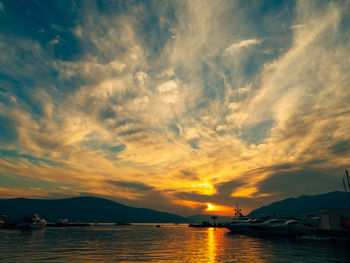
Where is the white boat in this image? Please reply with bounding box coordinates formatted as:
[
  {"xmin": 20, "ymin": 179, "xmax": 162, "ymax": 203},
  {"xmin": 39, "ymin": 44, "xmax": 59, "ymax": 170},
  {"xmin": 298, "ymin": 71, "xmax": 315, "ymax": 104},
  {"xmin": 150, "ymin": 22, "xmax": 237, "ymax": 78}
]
[
  {"xmin": 17, "ymin": 213, "xmax": 47, "ymax": 230},
  {"xmin": 226, "ymin": 202, "xmax": 318, "ymax": 236},
  {"xmin": 226, "ymin": 203, "xmax": 253, "ymax": 233},
  {"xmin": 227, "ymin": 218, "xmax": 313, "ymax": 236}
]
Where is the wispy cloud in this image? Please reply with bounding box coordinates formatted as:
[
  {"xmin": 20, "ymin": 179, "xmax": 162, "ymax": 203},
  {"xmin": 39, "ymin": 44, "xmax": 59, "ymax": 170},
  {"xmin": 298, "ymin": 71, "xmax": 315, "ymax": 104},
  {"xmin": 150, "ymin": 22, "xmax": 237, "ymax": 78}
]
[
  {"xmin": 225, "ymin": 39, "xmax": 261, "ymax": 52},
  {"xmin": 1, "ymin": 0, "xmax": 350, "ymax": 215}
]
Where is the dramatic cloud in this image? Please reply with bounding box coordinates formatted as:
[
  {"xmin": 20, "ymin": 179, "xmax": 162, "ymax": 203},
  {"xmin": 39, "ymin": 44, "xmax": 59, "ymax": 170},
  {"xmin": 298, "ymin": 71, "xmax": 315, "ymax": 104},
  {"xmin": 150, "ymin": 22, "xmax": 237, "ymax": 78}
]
[{"xmin": 1, "ymin": 0, "xmax": 350, "ymax": 216}]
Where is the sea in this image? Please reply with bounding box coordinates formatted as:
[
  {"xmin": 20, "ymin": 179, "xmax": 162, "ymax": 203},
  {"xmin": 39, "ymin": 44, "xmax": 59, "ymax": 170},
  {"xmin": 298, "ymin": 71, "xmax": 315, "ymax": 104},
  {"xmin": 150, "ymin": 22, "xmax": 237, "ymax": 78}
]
[{"xmin": 1, "ymin": 224, "xmax": 350, "ymax": 262}]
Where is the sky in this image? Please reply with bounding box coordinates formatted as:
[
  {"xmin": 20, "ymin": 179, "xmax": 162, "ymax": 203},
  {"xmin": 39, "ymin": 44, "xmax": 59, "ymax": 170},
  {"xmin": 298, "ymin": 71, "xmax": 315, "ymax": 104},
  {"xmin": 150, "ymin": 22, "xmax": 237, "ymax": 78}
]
[{"xmin": 0, "ymin": 0, "xmax": 350, "ymax": 217}]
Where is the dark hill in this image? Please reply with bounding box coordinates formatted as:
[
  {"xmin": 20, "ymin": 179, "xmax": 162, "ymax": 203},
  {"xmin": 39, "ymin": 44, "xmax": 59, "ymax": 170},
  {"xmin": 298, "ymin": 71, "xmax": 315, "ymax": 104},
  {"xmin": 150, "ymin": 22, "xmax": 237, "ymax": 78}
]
[
  {"xmin": 248, "ymin": 191, "xmax": 350, "ymax": 218},
  {"xmin": 0, "ymin": 196, "xmax": 190, "ymax": 223}
]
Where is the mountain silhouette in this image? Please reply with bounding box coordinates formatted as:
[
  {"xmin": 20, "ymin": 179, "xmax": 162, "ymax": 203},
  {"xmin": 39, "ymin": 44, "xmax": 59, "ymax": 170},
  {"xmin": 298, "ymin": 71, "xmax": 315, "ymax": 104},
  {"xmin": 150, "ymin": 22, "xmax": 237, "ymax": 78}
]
[
  {"xmin": 248, "ymin": 191, "xmax": 350, "ymax": 218},
  {"xmin": 0, "ymin": 196, "xmax": 190, "ymax": 223}
]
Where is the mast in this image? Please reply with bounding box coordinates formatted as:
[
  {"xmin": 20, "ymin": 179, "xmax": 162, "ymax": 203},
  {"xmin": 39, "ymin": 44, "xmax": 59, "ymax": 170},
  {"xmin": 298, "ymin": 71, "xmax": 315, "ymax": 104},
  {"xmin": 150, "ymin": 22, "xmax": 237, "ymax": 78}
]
[{"xmin": 234, "ymin": 202, "xmax": 242, "ymax": 217}]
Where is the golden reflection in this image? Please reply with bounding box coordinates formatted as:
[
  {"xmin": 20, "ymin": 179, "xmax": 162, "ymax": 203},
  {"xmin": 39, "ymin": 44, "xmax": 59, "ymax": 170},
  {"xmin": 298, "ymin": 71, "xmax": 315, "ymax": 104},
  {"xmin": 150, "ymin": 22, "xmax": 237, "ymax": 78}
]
[
  {"xmin": 206, "ymin": 228, "xmax": 273, "ymax": 263},
  {"xmin": 207, "ymin": 227, "xmax": 216, "ymax": 263}
]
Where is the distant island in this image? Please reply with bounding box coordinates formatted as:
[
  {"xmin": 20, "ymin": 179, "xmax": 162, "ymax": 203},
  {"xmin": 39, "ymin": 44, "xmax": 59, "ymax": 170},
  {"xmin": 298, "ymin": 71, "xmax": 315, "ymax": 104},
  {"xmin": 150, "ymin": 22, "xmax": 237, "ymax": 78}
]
[{"xmin": 0, "ymin": 196, "xmax": 190, "ymax": 223}]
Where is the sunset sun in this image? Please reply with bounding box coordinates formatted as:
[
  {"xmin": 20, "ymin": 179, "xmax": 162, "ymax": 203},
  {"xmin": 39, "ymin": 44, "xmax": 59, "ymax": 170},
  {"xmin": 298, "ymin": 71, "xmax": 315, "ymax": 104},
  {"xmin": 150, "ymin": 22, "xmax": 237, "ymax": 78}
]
[{"xmin": 207, "ymin": 204, "xmax": 214, "ymax": 211}]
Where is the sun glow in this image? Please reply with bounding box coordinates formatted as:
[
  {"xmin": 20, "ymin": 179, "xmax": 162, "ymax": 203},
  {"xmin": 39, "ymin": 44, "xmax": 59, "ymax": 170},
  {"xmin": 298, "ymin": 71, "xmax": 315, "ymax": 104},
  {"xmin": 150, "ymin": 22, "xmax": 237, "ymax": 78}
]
[{"xmin": 204, "ymin": 203, "xmax": 233, "ymax": 216}]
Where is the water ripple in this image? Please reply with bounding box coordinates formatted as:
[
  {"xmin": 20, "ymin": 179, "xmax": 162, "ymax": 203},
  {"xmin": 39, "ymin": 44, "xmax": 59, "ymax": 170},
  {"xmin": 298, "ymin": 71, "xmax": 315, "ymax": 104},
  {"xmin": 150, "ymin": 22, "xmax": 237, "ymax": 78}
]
[{"xmin": 1, "ymin": 225, "xmax": 350, "ymax": 262}]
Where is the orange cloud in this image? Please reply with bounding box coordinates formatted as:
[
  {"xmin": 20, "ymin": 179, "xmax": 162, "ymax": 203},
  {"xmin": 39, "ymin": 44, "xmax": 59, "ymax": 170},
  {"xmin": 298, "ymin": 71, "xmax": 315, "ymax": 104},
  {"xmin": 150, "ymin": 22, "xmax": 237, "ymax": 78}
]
[
  {"xmin": 230, "ymin": 187, "xmax": 258, "ymax": 198},
  {"xmin": 204, "ymin": 203, "xmax": 233, "ymax": 216}
]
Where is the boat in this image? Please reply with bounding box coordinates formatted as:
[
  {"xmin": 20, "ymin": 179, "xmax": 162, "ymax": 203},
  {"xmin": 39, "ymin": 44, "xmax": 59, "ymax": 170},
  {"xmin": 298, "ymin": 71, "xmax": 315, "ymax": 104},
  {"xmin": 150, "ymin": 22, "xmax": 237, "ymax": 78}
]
[
  {"xmin": 17, "ymin": 213, "xmax": 47, "ymax": 230},
  {"xmin": 226, "ymin": 218, "xmax": 259, "ymax": 234},
  {"xmin": 1, "ymin": 215, "xmax": 19, "ymax": 229},
  {"xmin": 226, "ymin": 201, "xmax": 319, "ymax": 236},
  {"xmin": 47, "ymin": 218, "xmax": 90, "ymax": 227},
  {"xmin": 0, "ymin": 214, "xmax": 6, "ymax": 228},
  {"xmin": 226, "ymin": 208, "xmax": 350, "ymax": 240},
  {"xmin": 227, "ymin": 217, "xmax": 317, "ymax": 236},
  {"xmin": 227, "ymin": 174, "xmax": 350, "ymax": 240},
  {"xmin": 225, "ymin": 203, "xmax": 253, "ymax": 233},
  {"xmin": 188, "ymin": 219, "xmax": 226, "ymax": 228},
  {"xmin": 189, "ymin": 221, "xmax": 212, "ymax": 227},
  {"xmin": 247, "ymin": 219, "xmax": 288, "ymax": 234}
]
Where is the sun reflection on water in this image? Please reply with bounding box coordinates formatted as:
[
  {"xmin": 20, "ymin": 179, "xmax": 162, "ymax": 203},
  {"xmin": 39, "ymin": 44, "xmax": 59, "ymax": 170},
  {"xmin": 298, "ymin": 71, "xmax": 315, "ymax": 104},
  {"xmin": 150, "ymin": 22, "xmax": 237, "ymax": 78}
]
[
  {"xmin": 207, "ymin": 227, "xmax": 216, "ymax": 263},
  {"xmin": 1, "ymin": 225, "xmax": 350, "ymax": 262}
]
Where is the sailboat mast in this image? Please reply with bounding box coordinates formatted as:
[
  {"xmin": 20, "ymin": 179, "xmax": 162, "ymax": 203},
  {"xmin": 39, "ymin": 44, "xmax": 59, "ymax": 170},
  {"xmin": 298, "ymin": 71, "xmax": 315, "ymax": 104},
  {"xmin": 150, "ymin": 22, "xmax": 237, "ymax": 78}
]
[{"xmin": 346, "ymin": 170, "xmax": 350, "ymax": 190}]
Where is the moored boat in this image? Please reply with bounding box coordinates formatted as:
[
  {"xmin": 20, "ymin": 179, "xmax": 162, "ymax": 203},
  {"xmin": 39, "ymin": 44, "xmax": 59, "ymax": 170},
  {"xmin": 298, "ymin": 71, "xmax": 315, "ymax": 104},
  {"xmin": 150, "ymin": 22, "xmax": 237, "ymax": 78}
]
[
  {"xmin": 1, "ymin": 215, "xmax": 19, "ymax": 229},
  {"xmin": 17, "ymin": 213, "xmax": 47, "ymax": 230},
  {"xmin": 47, "ymin": 218, "xmax": 90, "ymax": 227},
  {"xmin": 226, "ymin": 208, "xmax": 350, "ymax": 241}
]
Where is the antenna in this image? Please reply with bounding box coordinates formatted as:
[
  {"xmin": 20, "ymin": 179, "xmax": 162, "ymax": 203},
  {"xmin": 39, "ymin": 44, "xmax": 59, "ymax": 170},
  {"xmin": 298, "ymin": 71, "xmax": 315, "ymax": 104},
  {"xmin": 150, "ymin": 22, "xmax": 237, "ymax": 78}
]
[
  {"xmin": 234, "ymin": 202, "xmax": 242, "ymax": 217},
  {"xmin": 343, "ymin": 178, "xmax": 347, "ymax": 192},
  {"xmin": 346, "ymin": 170, "xmax": 350, "ymax": 190}
]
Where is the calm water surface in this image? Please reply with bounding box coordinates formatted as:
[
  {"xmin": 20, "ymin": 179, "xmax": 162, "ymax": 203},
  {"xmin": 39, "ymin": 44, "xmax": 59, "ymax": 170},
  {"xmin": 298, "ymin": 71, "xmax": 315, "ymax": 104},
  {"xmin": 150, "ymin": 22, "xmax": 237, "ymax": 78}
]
[{"xmin": 1, "ymin": 224, "xmax": 350, "ymax": 262}]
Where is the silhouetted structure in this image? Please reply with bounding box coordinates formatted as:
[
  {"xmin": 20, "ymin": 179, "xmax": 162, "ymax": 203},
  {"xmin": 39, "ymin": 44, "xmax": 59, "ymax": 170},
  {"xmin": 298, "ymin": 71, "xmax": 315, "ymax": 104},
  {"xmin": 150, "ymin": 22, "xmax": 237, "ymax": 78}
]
[{"xmin": 211, "ymin": 215, "xmax": 218, "ymax": 225}]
